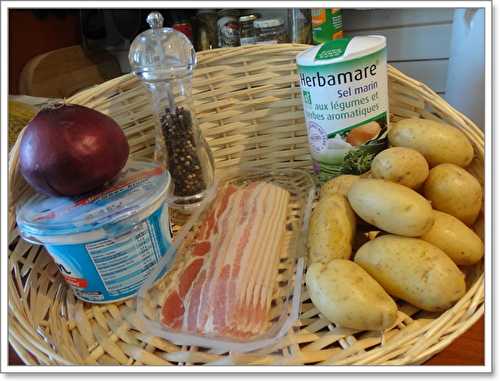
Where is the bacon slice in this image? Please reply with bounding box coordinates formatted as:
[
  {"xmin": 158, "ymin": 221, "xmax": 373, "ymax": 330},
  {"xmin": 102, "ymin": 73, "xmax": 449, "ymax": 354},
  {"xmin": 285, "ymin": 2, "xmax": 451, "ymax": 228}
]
[
  {"xmin": 161, "ymin": 182, "xmax": 290, "ymax": 339},
  {"xmin": 192, "ymin": 241, "xmax": 211, "ymax": 257},
  {"xmin": 161, "ymin": 291, "xmax": 184, "ymax": 330},
  {"xmin": 179, "ymin": 258, "xmax": 204, "ymax": 298}
]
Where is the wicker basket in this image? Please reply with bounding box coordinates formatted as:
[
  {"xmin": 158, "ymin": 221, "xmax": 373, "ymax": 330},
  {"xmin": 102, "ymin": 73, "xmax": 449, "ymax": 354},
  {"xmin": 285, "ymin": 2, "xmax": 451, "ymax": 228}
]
[{"xmin": 8, "ymin": 44, "xmax": 484, "ymax": 366}]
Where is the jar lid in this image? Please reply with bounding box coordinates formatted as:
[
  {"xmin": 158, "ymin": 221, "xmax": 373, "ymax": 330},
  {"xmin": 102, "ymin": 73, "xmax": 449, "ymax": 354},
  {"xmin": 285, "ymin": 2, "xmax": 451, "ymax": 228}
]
[
  {"xmin": 217, "ymin": 9, "xmax": 240, "ymax": 17},
  {"xmin": 239, "ymin": 14, "xmax": 257, "ymax": 22},
  {"xmin": 254, "ymin": 18, "xmax": 284, "ymax": 28},
  {"xmin": 197, "ymin": 9, "xmax": 217, "ymax": 15},
  {"xmin": 16, "ymin": 161, "xmax": 171, "ymax": 240},
  {"xmin": 296, "ymin": 36, "xmax": 386, "ymax": 66},
  {"xmin": 128, "ymin": 11, "xmax": 197, "ymax": 82}
]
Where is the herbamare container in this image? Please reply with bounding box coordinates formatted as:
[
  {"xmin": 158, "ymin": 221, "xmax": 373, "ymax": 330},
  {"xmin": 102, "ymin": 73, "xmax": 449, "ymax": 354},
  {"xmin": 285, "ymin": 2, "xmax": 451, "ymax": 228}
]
[
  {"xmin": 16, "ymin": 161, "xmax": 174, "ymax": 304},
  {"xmin": 296, "ymin": 36, "xmax": 389, "ymax": 182}
]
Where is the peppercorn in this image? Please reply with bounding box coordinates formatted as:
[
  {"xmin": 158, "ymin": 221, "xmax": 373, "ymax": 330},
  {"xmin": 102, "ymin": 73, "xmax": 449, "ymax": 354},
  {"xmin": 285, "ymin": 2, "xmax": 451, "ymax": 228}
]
[{"xmin": 160, "ymin": 106, "xmax": 206, "ymax": 197}]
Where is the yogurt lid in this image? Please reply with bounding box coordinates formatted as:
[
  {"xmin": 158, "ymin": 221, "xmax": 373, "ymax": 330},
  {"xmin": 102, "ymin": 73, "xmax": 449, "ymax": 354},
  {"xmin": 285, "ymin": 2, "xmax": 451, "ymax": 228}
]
[
  {"xmin": 296, "ymin": 36, "xmax": 386, "ymax": 66},
  {"xmin": 16, "ymin": 161, "xmax": 171, "ymax": 238}
]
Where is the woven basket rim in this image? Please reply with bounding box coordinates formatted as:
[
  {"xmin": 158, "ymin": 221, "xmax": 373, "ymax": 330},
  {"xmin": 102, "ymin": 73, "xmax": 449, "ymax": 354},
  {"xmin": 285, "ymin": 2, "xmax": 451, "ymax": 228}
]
[{"xmin": 7, "ymin": 43, "xmax": 484, "ymax": 366}]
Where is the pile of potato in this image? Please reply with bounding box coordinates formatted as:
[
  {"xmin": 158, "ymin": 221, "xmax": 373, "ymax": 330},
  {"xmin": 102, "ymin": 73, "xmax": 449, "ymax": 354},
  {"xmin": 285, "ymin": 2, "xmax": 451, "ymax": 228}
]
[{"xmin": 306, "ymin": 118, "xmax": 484, "ymax": 331}]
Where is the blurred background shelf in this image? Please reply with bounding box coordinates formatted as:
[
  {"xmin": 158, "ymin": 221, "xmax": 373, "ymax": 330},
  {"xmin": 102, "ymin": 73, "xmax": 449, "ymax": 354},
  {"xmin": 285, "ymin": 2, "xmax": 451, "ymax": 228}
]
[{"xmin": 9, "ymin": 8, "xmax": 484, "ymax": 128}]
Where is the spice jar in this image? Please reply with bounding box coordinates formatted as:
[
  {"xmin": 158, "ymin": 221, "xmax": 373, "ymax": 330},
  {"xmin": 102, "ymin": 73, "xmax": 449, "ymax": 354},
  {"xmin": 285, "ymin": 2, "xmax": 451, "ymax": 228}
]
[
  {"xmin": 239, "ymin": 14, "xmax": 257, "ymax": 45},
  {"xmin": 217, "ymin": 9, "xmax": 240, "ymax": 47},
  {"xmin": 196, "ymin": 9, "xmax": 218, "ymax": 50},
  {"xmin": 288, "ymin": 9, "xmax": 312, "ymax": 44},
  {"xmin": 129, "ymin": 11, "xmax": 215, "ymax": 211},
  {"xmin": 172, "ymin": 19, "xmax": 194, "ymax": 43},
  {"xmin": 254, "ymin": 18, "xmax": 287, "ymax": 44}
]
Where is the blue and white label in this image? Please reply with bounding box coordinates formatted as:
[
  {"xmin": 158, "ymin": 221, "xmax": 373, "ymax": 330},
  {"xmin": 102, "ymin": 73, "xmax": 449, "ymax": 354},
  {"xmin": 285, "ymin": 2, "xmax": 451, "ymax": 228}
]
[
  {"xmin": 17, "ymin": 161, "xmax": 175, "ymax": 304},
  {"xmin": 46, "ymin": 204, "xmax": 173, "ymax": 303}
]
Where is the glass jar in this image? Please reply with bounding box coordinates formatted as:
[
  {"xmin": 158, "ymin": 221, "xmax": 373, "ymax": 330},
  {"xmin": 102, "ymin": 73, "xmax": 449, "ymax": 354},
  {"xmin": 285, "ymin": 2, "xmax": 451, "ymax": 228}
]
[
  {"xmin": 196, "ymin": 9, "xmax": 218, "ymax": 51},
  {"xmin": 288, "ymin": 9, "xmax": 312, "ymax": 44},
  {"xmin": 172, "ymin": 19, "xmax": 193, "ymax": 43},
  {"xmin": 129, "ymin": 12, "xmax": 215, "ymax": 211},
  {"xmin": 254, "ymin": 18, "xmax": 287, "ymax": 44},
  {"xmin": 239, "ymin": 14, "xmax": 257, "ymax": 45},
  {"xmin": 217, "ymin": 9, "xmax": 240, "ymax": 47}
]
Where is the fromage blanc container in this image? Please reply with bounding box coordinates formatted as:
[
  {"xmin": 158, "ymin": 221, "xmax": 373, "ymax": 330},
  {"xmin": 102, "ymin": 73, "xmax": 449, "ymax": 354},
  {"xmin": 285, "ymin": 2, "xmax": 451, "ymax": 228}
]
[
  {"xmin": 296, "ymin": 36, "xmax": 389, "ymax": 182},
  {"xmin": 16, "ymin": 161, "xmax": 174, "ymax": 303}
]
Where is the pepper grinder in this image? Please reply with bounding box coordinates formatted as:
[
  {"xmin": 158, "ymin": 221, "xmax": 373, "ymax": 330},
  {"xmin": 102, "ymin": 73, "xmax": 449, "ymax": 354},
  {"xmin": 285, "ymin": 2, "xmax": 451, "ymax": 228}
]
[{"xmin": 129, "ymin": 11, "xmax": 215, "ymax": 211}]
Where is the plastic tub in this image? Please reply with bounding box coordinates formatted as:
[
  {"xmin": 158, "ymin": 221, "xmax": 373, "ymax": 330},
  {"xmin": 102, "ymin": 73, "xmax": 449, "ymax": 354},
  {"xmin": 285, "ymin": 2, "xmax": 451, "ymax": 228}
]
[
  {"xmin": 137, "ymin": 168, "xmax": 315, "ymax": 352},
  {"xmin": 16, "ymin": 161, "xmax": 174, "ymax": 304}
]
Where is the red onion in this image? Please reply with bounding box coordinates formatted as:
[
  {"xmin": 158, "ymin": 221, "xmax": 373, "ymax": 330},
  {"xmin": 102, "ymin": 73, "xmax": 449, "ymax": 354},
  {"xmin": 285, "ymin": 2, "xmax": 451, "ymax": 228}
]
[{"xmin": 19, "ymin": 103, "xmax": 129, "ymax": 197}]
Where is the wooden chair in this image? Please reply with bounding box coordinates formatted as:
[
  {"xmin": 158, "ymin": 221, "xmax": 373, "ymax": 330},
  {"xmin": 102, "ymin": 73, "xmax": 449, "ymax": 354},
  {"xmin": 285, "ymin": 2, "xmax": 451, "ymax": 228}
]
[{"xmin": 19, "ymin": 45, "xmax": 122, "ymax": 98}]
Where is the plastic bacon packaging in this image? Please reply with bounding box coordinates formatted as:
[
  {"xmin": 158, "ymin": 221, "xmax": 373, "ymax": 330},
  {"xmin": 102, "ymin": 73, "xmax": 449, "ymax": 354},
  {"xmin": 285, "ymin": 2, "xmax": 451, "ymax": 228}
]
[{"xmin": 137, "ymin": 168, "xmax": 315, "ymax": 352}]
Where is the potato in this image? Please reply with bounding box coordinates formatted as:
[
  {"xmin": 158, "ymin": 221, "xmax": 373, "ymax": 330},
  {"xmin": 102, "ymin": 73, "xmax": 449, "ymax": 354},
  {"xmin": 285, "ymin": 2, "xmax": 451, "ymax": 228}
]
[
  {"xmin": 371, "ymin": 147, "xmax": 429, "ymax": 189},
  {"xmin": 320, "ymin": 175, "xmax": 360, "ymax": 198},
  {"xmin": 388, "ymin": 118, "xmax": 474, "ymax": 167},
  {"xmin": 354, "ymin": 235, "xmax": 466, "ymax": 312},
  {"xmin": 423, "ymin": 163, "xmax": 482, "ymax": 225},
  {"xmin": 308, "ymin": 193, "xmax": 356, "ymax": 263},
  {"xmin": 347, "ymin": 178, "xmax": 434, "ymax": 236},
  {"xmin": 306, "ymin": 259, "xmax": 398, "ymax": 330},
  {"xmin": 420, "ymin": 210, "xmax": 483, "ymax": 265}
]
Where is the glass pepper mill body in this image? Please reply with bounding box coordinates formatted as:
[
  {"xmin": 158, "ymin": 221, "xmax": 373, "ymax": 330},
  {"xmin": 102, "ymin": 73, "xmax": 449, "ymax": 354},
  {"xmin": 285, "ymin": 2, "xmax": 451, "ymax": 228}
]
[{"xmin": 129, "ymin": 12, "xmax": 215, "ymax": 211}]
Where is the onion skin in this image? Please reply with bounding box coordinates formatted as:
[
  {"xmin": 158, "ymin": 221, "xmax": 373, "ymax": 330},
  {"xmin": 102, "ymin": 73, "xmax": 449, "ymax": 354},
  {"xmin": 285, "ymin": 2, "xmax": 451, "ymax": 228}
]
[{"xmin": 19, "ymin": 104, "xmax": 129, "ymax": 196}]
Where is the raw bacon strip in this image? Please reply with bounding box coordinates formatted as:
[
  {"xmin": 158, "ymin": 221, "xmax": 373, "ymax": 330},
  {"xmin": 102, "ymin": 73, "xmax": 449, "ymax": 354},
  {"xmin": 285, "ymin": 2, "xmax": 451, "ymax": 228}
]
[
  {"xmin": 161, "ymin": 181, "xmax": 290, "ymax": 339},
  {"xmin": 237, "ymin": 184, "xmax": 288, "ymax": 336},
  {"xmin": 193, "ymin": 185, "xmax": 238, "ymax": 310},
  {"xmin": 254, "ymin": 192, "xmax": 289, "ymax": 333},
  {"xmin": 234, "ymin": 184, "xmax": 289, "ymax": 336},
  {"xmin": 161, "ymin": 291, "xmax": 184, "ymax": 329},
  {"xmin": 197, "ymin": 187, "xmax": 244, "ymax": 332},
  {"xmin": 224, "ymin": 183, "xmax": 288, "ymax": 337},
  {"xmin": 202, "ymin": 182, "xmax": 259, "ymax": 334},
  {"xmin": 243, "ymin": 186, "xmax": 289, "ymax": 333},
  {"xmin": 186, "ymin": 270, "xmax": 206, "ymax": 332},
  {"xmin": 226, "ymin": 184, "xmax": 261, "ymax": 334},
  {"xmin": 198, "ymin": 184, "xmax": 237, "ymax": 240},
  {"xmin": 232, "ymin": 184, "xmax": 278, "ymax": 331},
  {"xmin": 179, "ymin": 258, "xmax": 204, "ymax": 298},
  {"xmin": 192, "ymin": 241, "xmax": 211, "ymax": 257},
  {"xmin": 234, "ymin": 184, "xmax": 274, "ymax": 332},
  {"xmin": 213, "ymin": 264, "xmax": 230, "ymax": 332}
]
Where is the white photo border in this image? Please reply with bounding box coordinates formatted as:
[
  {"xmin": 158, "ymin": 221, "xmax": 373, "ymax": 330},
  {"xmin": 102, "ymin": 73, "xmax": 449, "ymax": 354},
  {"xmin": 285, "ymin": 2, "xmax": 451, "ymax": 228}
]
[{"xmin": 1, "ymin": 0, "xmax": 493, "ymax": 374}]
